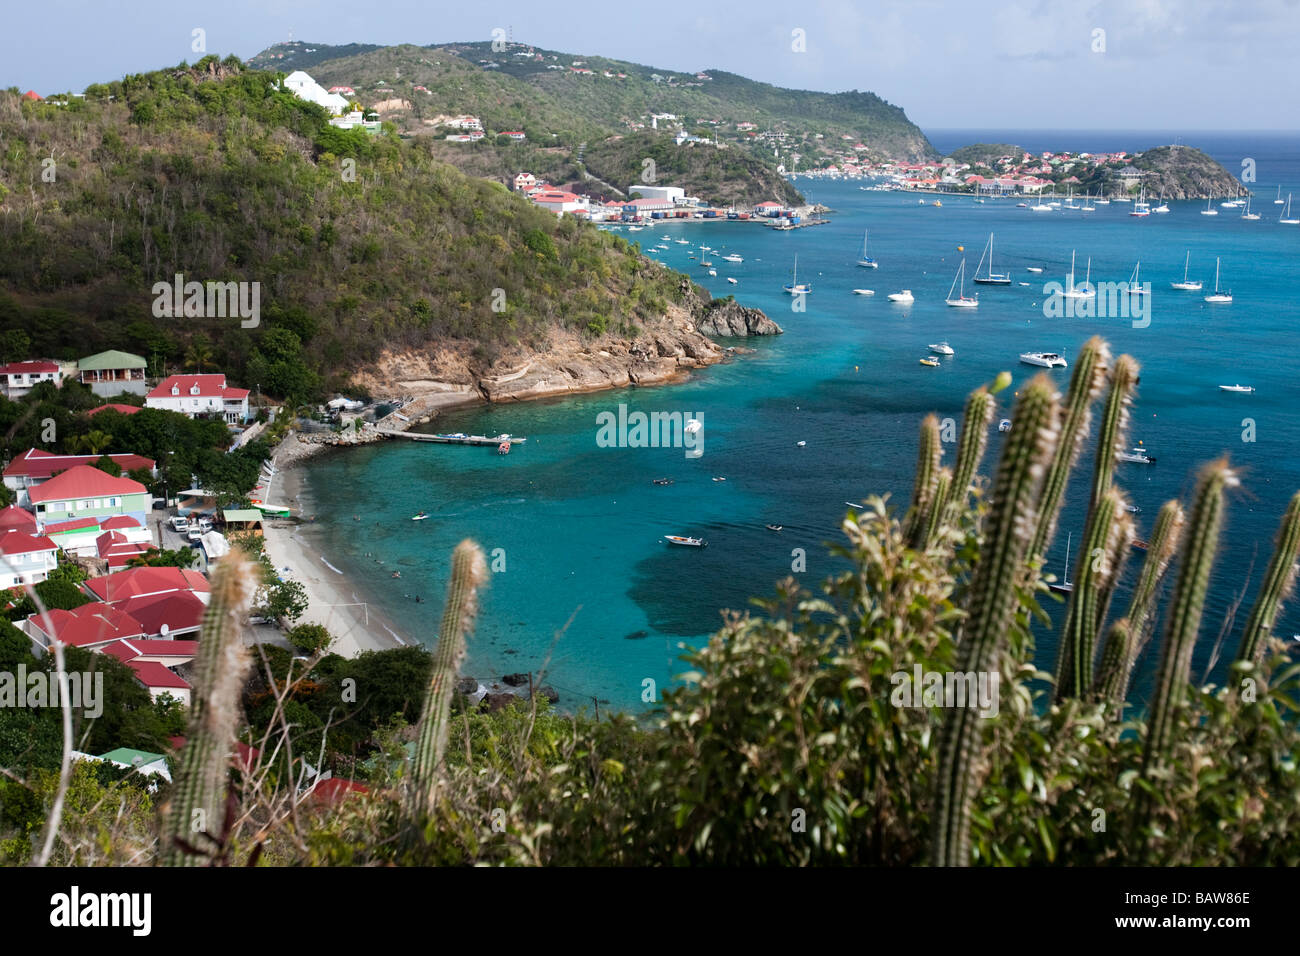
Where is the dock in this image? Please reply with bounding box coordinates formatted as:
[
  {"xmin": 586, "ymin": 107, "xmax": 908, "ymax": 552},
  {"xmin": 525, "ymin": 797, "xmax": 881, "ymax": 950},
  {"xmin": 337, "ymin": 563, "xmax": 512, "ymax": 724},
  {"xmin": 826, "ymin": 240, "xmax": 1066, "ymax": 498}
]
[{"xmin": 376, "ymin": 429, "xmax": 527, "ymax": 446}]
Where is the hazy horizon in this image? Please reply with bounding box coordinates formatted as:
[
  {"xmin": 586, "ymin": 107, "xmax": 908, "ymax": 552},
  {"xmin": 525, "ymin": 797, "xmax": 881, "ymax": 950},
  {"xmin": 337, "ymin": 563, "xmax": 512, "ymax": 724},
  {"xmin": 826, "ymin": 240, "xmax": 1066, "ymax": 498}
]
[{"xmin": 5, "ymin": 1, "xmax": 1297, "ymax": 131}]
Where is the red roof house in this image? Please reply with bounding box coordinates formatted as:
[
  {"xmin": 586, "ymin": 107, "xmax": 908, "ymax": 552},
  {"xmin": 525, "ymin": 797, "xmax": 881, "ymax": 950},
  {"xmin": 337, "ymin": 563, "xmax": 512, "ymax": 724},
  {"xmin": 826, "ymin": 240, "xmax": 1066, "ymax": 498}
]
[
  {"xmin": 84, "ymin": 565, "xmax": 210, "ymax": 603},
  {"xmin": 4, "ymin": 448, "xmax": 155, "ymax": 489},
  {"xmin": 308, "ymin": 777, "xmax": 371, "ymax": 806},
  {"xmin": 26, "ymin": 603, "xmax": 147, "ymax": 649},
  {"xmin": 22, "ymin": 91, "xmax": 42, "ymax": 101},
  {"xmin": 86, "ymin": 403, "xmax": 143, "ymax": 417},
  {"xmin": 96, "ymin": 530, "xmax": 156, "ymax": 569},
  {"xmin": 0, "ymin": 505, "xmax": 37, "ymax": 533},
  {"xmin": 113, "ymin": 590, "xmax": 206, "ymax": 638}
]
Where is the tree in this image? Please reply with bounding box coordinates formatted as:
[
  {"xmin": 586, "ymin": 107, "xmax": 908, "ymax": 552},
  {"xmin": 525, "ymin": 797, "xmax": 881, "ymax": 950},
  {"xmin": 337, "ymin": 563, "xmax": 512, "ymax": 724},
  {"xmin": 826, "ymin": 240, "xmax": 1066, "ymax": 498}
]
[
  {"xmin": 92, "ymin": 454, "xmax": 122, "ymax": 477},
  {"xmin": 128, "ymin": 547, "xmax": 198, "ymax": 569},
  {"xmin": 71, "ymin": 430, "xmax": 114, "ymax": 456},
  {"xmin": 184, "ymin": 339, "xmax": 214, "ymax": 372},
  {"xmin": 286, "ymin": 622, "xmax": 333, "ymax": 654}
]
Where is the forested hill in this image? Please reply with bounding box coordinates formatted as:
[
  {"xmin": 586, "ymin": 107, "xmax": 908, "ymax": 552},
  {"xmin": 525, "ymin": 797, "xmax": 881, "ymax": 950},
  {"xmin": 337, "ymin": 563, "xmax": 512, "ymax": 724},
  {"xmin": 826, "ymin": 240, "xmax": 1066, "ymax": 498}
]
[
  {"xmin": 0, "ymin": 58, "xmax": 701, "ymax": 400},
  {"xmin": 249, "ymin": 39, "xmax": 937, "ymax": 168}
]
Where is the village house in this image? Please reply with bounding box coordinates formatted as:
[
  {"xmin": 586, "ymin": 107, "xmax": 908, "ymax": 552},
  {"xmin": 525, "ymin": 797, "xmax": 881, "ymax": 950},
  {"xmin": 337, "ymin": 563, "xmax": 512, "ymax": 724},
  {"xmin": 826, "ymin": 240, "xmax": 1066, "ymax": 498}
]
[
  {"xmin": 0, "ymin": 529, "xmax": 59, "ymax": 589},
  {"xmin": 531, "ymin": 189, "xmax": 586, "ymax": 216},
  {"xmin": 25, "ymin": 602, "xmax": 148, "ymax": 652},
  {"xmin": 329, "ymin": 111, "xmax": 381, "ymax": 133},
  {"xmin": 500, "ymin": 131, "xmax": 526, "ymax": 141},
  {"xmin": 102, "ymin": 640, "xmax": 197, "ymax": 705},
  {"xmin": 26, "ymin": 466, "xmax": 151, "ymax": 542},
  {"xmin": 4, "ymin": 448, "xmax": 156, "ymax": 507},
  {"xmin": 0, "ymin": 360, "xmax": 62, "ymax": 399},
  {"xmin": 145, "ymin": 373, "xmax": 250, "ymax": 423},
  {"xmin": 77, "ymin": 350, "xmax": 147, "ymax": 397},
  {"xmin": 282, "ymin": 71, "xmax": 349, "ymax": 114}
]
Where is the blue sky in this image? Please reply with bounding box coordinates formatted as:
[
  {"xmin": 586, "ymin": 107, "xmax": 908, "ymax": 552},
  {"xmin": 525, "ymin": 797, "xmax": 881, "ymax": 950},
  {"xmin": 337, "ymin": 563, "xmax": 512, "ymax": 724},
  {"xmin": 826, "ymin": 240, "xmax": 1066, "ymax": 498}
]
[{"xmin": 4, "ymin": 0, "xmax": 1296, "ymax": 130}]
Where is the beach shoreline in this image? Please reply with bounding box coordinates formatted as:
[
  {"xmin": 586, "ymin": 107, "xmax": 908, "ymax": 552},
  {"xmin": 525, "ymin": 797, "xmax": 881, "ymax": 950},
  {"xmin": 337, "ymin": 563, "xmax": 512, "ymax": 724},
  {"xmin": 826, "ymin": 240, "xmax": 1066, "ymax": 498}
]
[{"xmin": 260, "ymin": 465, "xmax": 414, "ymax": 658}]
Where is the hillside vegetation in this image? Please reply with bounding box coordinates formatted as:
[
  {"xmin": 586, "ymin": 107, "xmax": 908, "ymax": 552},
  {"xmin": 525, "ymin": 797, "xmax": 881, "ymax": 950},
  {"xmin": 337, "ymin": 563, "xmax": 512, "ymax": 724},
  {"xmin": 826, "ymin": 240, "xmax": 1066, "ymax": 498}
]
[{"xmin": 0, "ymin": 58, "xmax": 698, "ymax": 401}]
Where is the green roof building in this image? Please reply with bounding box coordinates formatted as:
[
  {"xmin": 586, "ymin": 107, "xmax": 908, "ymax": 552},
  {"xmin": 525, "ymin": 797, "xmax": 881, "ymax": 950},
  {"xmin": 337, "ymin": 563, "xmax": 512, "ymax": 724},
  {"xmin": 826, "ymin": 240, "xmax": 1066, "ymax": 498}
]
[{"xmin": 78, "ymin": 350, "xmax": 148, "ymax": 397}]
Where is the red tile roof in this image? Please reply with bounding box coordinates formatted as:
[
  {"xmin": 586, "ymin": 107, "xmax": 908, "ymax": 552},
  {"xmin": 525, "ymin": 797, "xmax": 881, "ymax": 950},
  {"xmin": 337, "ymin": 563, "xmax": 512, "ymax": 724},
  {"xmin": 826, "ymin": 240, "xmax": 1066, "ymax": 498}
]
[
  {"xmin": 0, "ymin": 360, "xmax": 59, "ymax": 375},
  {"xmin": 99, "ymin": 515, "xmax": 142, "ymax": 531},
  {"xmin": 43, "ymin": 516, "xmax": 101, "ymax": 535},
  {"xmin": 84, "ymin": 565, "xmax": 209, "ymax": 603},
  {"xmin": 0, "ymin": 505, "xmax": 36, "ymax": 533},
  {"xmin": 110, "ymin": 638, "xmax": 199, "ymax": 659},
  {"xmin": 28, "ymin": 603, "xmax": 146, "ymax": 647},
  {"xmin": 0, "ymin": 530, "xmax": 56, "ymax": 555},
  {"xmin": 112, "ymin": 590, "xmax": 206, "ymax": 637},
  {"xmin": 27, "ymin": 465, "xmax": 147, "ymax": 505},
  {"xmin": 4, "ymin": 448, "xmax": 155, "ymax": 480},
  {"xmin": 125, "ymin": 659, "xmax": 190, "ymax": 690},
  {"xmin": 96, "ymin": 530, "xmax": 154, "ymax": 568},
  {"xmin": 86, "ymin": 404, "xmax": 143, "ymax": 417},
  {"xmin": 147, "ymin": 374, "xmax": 250, "ymax": 401},
  {"xmin": 310, "ymin": 777, "xmax": 371, "ymax": 805}
]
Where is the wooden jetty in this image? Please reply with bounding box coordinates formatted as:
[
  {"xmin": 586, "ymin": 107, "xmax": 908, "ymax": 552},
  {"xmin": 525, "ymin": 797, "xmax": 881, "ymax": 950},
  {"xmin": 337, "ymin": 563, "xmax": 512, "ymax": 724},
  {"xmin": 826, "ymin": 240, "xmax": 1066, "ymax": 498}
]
[{"xmin": 376, "ymin": 428, "xmax": 527, "ymax": 446}]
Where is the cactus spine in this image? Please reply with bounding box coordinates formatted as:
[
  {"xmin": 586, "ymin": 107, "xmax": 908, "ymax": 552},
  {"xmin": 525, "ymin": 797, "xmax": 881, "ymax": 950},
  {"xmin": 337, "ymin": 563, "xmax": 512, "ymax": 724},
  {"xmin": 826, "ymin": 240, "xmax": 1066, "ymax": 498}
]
[
  {"xmin": 1140, "ymin": 461, "xmax": 1236, "ymax": 795},
  {"xmin": 931, "ymin": 377, "xmax": 1059, "ymax": 867},
  {"xmin": 1054, "ymin": 489, "xmax": 1123, "ymax": 699},
  {"xmin": 158, "ymin": 555, "xmax": 256, "ymax": 866},
  {"xmin": 408, "ymin": 539, "xmax": 488, "ymax": 820},
  {"xmin": 1028, "ymin": 337, "xmax": 1109, "ymax": 565},
  {"xmin": 903, "ymin": 415, "xmax": 943, "ymax": 549},
  {"xmin": 1234, "ymin": 491, "xmax": 1300, "ymax": 667},
  {"xmin": 945, "ymin": 387, "xmax": 995, "ymax": 514}
]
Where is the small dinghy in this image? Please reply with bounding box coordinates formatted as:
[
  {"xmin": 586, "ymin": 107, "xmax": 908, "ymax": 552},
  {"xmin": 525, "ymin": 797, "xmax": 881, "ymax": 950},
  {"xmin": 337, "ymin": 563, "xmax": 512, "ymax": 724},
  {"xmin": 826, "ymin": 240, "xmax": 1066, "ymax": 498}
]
[{"xmin": 765, "ymin": 524, "xmax": 784, "ymax": 532}]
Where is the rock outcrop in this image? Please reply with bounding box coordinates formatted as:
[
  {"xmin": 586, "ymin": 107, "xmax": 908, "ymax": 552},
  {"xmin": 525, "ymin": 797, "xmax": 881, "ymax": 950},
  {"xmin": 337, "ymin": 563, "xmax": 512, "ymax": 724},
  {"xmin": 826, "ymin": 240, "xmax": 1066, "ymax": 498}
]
[{"xmin": 696, "ymin": 299, "xmax": 784, "ymax": 337}]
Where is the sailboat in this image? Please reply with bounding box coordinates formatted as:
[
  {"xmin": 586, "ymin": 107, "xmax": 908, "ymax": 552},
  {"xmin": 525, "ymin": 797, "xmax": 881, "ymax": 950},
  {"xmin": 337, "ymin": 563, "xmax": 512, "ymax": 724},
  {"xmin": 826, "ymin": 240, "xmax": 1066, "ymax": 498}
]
[
  {"xmin": 1170, "ymin": 251, "xmax": 1202, "ymax": 291},
  {"xmin": 1049, "ymin": 533, "xmax": 1074, "ymax": 594},
  {"xmin": 1280, "ymin": 194, "xmax": 1299, "ymax": 225},
  {"xmin": 1061, "ymin": 250, "xmax": 1095, "ymax": 299},
  {"xmin": 1241, "ymin": 197, "xmax": 1260, "ymax": 220},
  {"xmin": 1130, "ymin": 186, "xmax": 1151, "ymax": 216},
  {"xmin": 1200, "ymin": 196, "xmax": 1218, "ymax": 216},
  {"xmin": 1080, "ymin": 191, "xmax": 1096, "ymax": 212},
  {"xmin": 783, "ymin": 254, "xmax": 812, "ymax": 294},
  {"xmin": 1127, "ymin": 260, "xmax": 1148, "ymax": 296},
  {"xmin": 1203, "ymin": 257, "xmax": 1232, "ymax": 303},
  {"xmin": 1275, "ymin": 185, "xmax": 1285, "ymax": 205},
  {"xmin": 856, "ymin": 229, "xmax": 878, "ymax": 268},
  {"xmin": 1153, "ymin": 190, "xmax": 1169, "ymax": 213},
  {"xmin": 972, "ymin": 233, "xmax": 1011, "ymax": 285},
  {"xmin": 944, "ymin": 259, "xmax": 978, "ymax": 308}
]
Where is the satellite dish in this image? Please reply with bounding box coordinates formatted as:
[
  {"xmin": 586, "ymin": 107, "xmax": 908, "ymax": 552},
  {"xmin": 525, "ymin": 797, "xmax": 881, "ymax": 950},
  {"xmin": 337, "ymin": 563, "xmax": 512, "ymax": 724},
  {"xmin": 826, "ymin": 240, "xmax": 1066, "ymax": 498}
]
[{"xmin": 160, "ymin": 623, "xmax": 170, "ymax": 637}]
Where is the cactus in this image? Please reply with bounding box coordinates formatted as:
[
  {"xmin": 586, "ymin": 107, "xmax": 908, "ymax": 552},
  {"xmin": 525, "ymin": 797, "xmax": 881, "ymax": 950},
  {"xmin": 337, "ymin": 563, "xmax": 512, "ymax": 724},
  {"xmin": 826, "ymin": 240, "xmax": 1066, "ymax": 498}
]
[
  {"xmin": 903, "ymin": 415, "xmax": 943, "ymax": 549},
  {"xmin": 1028, "ymin": 337, "xmax": 1109, "ymax": 565},
  {"xmin": 1091, "ymin": 501, "xmax": 1185, "ymax": 702},
  {"xmin": 931, "ymin": 376, "xmax": 1059, "ymax": 867},
  {"xmin": 944, "ymin": 387, "xmax": 995, "ymax": 514},
  {"xmin": 1140, "ymin": 460, "xmax": 1237, "ymax": 793},
  {"xmin": 408, "ymin": 539, "xmax": 488, "ymax": 820},
  {"xmin": 924, "ymin": 468, "xmax": 953, "ymax": 547},
  {"xmin": 1234, "ymin": 491, "xmax": 1300, "ymax": 668},
  {"xmin": 1088, "ymin": 354, "xmax": 1139, "ymax": 511},
  {"xmin": 158, "ymin": 555, "xmax": 256, "ymax": 866},
  {"xmin": 1054, "ymin": 488, "xmax": 1124, "ymax": 699}
]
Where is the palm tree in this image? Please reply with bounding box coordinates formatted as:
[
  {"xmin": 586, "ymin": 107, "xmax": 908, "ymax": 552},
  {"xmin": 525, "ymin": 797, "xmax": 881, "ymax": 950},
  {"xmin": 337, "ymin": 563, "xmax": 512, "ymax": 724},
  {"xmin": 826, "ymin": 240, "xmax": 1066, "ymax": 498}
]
[
  {"xmin": 184, "ymin": 341, "xmax": 214, "ymax": 373},
  {"xmin": 71, "ymin": 430, "xmax": 114, "ymax": 456}
]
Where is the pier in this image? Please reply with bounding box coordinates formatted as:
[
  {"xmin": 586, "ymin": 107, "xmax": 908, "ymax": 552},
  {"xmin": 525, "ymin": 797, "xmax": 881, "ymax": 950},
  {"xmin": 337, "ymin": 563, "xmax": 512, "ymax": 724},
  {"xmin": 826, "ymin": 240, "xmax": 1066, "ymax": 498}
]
[{"xmin": 376, "ymin": 429, "xmax": 527, "ymax": 446}]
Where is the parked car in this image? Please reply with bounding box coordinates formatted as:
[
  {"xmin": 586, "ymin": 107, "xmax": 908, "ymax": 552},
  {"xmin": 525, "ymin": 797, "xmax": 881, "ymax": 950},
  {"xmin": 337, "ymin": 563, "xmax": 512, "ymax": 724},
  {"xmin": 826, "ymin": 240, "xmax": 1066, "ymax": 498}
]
[
  {"xmin": 186, "ymin": 526, "xmax": 202, "ymax": 542},
  {"xmin": 169, "ymin": 516, "xmax": 190, "ymax": 533}
]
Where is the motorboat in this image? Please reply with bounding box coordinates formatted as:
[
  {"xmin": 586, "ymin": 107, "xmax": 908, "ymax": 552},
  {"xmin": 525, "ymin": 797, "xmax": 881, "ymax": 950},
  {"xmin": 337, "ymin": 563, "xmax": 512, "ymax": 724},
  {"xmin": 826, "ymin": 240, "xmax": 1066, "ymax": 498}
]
[
  {"xmin": 652, "ymin": 478, "xmax": 674, "ymax": 485},
  {"xmin": 1117, "ymin": 445, "xmax": 1156, "ymax": 464},
  {"xmin": 1020, "ymin": 351, "xmax": 1068, "ymax": 368},
  {"xmin": 1219, "ymin": 384, "xmax": 1255, "ymax": 393},
  {"xmin": 1026, "ymin": 266, "xmax": 1044, "ymax": 273},
  {"xmin": 887, "ymin": 290, "xmax": 914, "ymax": 303},
  {"xmin": 412, "ymin": 511, "xmax": 430, "ymax": 521},
  {"xmin": 722, "ymin": 253, "xmax": 744, "ymax": 263},
  {"xmin": 998, "ymin": 419, "xmax": 1012, "ymax": 433},
  {"xmin": 727, "ymin": 277, "xmax": 738, "ymax": 284},
  {"xmin": 664, "ymin": 535, "xmax": 706, "ymax": 547},
  {"xmin": 929, "ymin": 342, "xmax": 955, "ymax": 355},
  {"xmin": 765, "ymin": 524, "xmax": 784, "ymax": 532},
  {"xmin": 919, "ymin": 357, "xmax": 941, "ymax": 367},
  {"xmin": 852, "ymin": 288, "xmax": 875, "ymax": 295}
]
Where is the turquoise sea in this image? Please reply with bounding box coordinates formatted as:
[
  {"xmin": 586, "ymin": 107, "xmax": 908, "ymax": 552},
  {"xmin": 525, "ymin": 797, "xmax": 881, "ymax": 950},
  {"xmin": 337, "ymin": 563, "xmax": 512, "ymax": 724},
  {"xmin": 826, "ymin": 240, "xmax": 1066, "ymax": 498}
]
[{"xmin": 300, "ymin": 131, "xmax": 1300, "ymax": 712}]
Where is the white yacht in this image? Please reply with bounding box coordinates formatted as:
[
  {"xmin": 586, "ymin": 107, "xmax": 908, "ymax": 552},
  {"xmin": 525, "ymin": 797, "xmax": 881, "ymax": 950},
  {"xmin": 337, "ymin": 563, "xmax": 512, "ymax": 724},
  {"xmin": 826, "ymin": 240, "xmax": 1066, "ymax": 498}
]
[
  {"xmin": 852, "ymin": 288, "xmax": 874, "ymax": 295},
  {"xmin": 945, "ymin": 259, "xmax": 978, "ymax": 308},
  {"xmin": 887, "ymin": 290, "xmax": 914, "ymax": 303},
  {"xmin": 1275, "ymin": 186, "xmax": 1285, "ymax": 204},
  {"xmin": 1280, "ymin": 194, "xmax": 1299, "ymax": 224},
  {"xmin": 1029, "ymin": 199, "xmax": 1053, "ymax": 212},
  {"xmin": 1117, "ymin": 445, "xmax": 1156, "ymax": 464},
  {"xmin": 929, "ymin": 342, "xmax": 955, "ymax": 355},
  {"xmin": 1241, "ymin": 198, "xmax": 1260, "ymax": 221},
  {"xmin": 972, "ymin": 232, "xmax": 1012, "ymax": 284},
  {"xmin": 783, "ymin": 254, "xmax": 812, "ymax": 295},
  {"xmin": 1026, "ymin": 266, "xmax": 1044, "ymax": 273},
  {"xmin": 1126, "ymin": 261, "xmax": 1148, "ymax": 296},
  {"xmin": 1200, "ymin": 197, "xmax": 1218, "ymax": 216},
  {"xmin": 856, "ymin": 229, "xmax": 878, "ymax": 268},
  {"xmin": 722, "ymin": 253, "xmax": 743, "ymax": 263},
  {"xmin": 1219, "ymin": 384, "xmax": 1255, "ymax": 393},
  {"xmin": 1020, "ymin": 351, "xmax": 1068, "ymax": 368},
  {"xmin": 1203, "ymin": 257, "xmax": 1232, "ymax": 303},
  {"xmin": 1170, "ymin": 251, "xmax": 1202, "ymax": 291}
]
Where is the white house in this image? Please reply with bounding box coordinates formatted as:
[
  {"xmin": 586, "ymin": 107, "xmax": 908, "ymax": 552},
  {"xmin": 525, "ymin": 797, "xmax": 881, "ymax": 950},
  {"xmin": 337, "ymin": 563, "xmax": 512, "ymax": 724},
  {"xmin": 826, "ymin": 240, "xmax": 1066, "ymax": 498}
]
[
  {"xmin": 282, "ymin": 71, "xmax": 349, "ymax": 115},
  {"xmin": 0, "ymin": 530, "xmax": 58, "ymax": 589},
  {"xmin": 629, "ymin": 184, "xmax": 684, "ymax": 203},
  {"xmin": 0, "ymin": 360, "xmax": 61, "ymax": 399},
  {"xmin": 145, "ymin": 374, "xmax": 250, "ymax": 423}
]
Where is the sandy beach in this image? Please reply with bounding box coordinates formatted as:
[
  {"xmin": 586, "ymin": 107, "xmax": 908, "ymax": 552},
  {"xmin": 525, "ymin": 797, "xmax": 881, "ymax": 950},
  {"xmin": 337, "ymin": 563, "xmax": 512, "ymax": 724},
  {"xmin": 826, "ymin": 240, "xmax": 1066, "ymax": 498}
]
[{"xmin": 260, "ymin": 464, "xmax": 412, "ymax": 658}]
